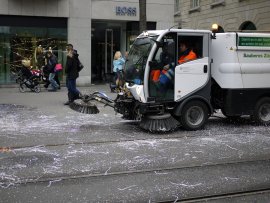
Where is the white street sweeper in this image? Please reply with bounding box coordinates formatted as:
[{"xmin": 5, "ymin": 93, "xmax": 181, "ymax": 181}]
[{"xmin": 70, "ymin": 27, "xmax": 270, "ymax": 132}]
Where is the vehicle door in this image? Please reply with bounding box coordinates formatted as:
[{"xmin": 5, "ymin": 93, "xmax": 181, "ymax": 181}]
[{"xmin": 174, "ymin": 33, "xmax": 211, "ymax": 101}]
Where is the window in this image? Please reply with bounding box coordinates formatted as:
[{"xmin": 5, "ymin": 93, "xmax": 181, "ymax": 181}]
[
  {"xmin": 239, "ymin": 21, "xmax": 256, "ymax": 31},
  {"xmin": 189, "ymin": 0, "xmax": 200, "ymax": 13},
  {"xmin": 149, "ymin": 33, "xmax": 176, "ymax": 100},
  {"xmin": 191, "ymin": 0, "xmax": 200, "ymax": 8},
  {"xmin": 174, "ymin": 0, "xmax": 180, "ymax": 14},
  {"xmin": 217, "ymin": 25, "xmax": 225, "ymax": 33},
  {"xmin": 0, "ymin": 16, "xmax": 67, "ymax": 84},
  {"xmin": 211, "ymin": 0, "xmax": 225, "ymax": 8},
  {"xmin": 178, "ymin": 36, "xmax": 203, "ymax": 59}
]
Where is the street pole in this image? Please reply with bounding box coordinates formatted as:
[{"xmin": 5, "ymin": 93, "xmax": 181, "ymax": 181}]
[{"xmin": 139, "ymin": 0, "xmax": 147, "ymax": 33}]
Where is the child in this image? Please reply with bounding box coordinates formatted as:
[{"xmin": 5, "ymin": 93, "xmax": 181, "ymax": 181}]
[{"xmin": 113, "ymin": 51, "xmax": 125, "ymax": 87}]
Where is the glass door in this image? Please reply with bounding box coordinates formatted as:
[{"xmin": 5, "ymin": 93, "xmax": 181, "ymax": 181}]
[
  {"xmin": 105, "ymin": 28, "xmax": 113, "ymax": 79},
  {"xmin": 91, "ymin": 21, "xmax": 121, "ymax": 82}
]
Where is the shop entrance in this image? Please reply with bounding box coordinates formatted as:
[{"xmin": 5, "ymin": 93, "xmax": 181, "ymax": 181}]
[
  {"xmin": 91, "ymin": 21, "xmax": 157, "ymax": 83},
  {"xmin": 91, "ymin": 21, "xmax": 122, "ymax": 82}
]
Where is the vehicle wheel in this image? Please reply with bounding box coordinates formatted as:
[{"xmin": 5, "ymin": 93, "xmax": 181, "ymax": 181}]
[
  {"xmin": 19, "ymin": 84, "xmax": 27, "ymax": 93},
  {"xmin": 180, "ymin": 100, "xmax": 209, "ymax": 130},
  {"xmin": 133, "ymin": 107, "xmax": 142, "ymax": 121},
  {"xmin": 33, "ymin": 85, "xmax": 41, "ymax": 93},
  {"xmin": 253, "ymin": 97, "xmax": 270, "ymax": 125}
]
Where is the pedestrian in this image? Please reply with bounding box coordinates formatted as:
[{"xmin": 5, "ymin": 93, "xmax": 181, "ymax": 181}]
[
  {"xmin": 43, "ymin": 49, "xmax": 61, "ymax": 89},
  {"xmin": 35, "ymin": 45, "xmax": 45, "ymax": 70},
  {"xmin": 45, "ymin": 51, "xmax": 59, "ymax": 91},
  {"xmin": 113, "ymin": 51, "xmax": 125, "ymax": 87},
  {"xmin": 64, "ymin": 44, "xmax": 81, "ymax": 105}
]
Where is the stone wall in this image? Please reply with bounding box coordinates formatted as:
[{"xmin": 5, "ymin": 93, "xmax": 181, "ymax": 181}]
[{"xmin": 176, "ymin": 0, "xmax": 270, "ymax": 31}]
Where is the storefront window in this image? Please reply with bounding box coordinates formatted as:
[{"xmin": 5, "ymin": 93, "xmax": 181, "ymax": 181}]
[{"xmin": 0, "ymin": 16, "xmax": 67, "ymax": 84}]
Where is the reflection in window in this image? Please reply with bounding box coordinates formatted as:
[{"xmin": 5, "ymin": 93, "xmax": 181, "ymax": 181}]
[{"xmin": 0, "ymin": 27, "xmax": 67, "ymax": 84}]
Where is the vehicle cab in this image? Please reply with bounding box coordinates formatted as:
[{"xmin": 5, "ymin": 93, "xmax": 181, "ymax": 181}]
[{"xmin": 125, "ymin": 29, "xmax": 212, "ymax": 105}]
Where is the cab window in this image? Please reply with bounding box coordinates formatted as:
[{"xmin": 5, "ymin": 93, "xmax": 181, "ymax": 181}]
[
  {"xmin": 148, "ymin": 33, "xmax": 176, "ymax": 100},
  {"xmin": 177, "ymin": 36, "xmax": 203, "ymax": 62}
]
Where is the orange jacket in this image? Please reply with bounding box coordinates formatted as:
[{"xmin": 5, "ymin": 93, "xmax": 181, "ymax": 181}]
[
  {"xmin": 151, "ymin": 50, "xmax": 197, "ymax": 83},
  {"xmin": 151, "ymin": 69, "xmax": 161, "ymax": 82},
  {"xmin": 178, "ymin": 50, "xmax": 197, "ymax": 64}
]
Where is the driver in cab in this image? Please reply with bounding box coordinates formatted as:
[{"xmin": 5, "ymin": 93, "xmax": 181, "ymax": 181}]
[{"xmin": 153, "ymin": 40, "xmax": 197, "ymax": 92}]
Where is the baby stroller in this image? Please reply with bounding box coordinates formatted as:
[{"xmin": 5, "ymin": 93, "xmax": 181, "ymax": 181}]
[{"xmin": 18, "ymin": 66, "xmax": 41, "ymax": 93}]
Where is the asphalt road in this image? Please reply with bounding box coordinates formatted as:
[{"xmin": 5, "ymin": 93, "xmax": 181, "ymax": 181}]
[{"xmin": 0, "ymin": 84, "xmax": 270, "ymax": 202}]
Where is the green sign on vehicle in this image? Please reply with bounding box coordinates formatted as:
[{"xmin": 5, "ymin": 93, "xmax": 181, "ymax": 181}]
[{"xmin": 239, "ymin": 37, "xmax": 270, "ymax": 47}]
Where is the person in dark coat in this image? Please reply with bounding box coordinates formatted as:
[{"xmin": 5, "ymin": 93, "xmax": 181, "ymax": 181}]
[{"xmin": 64, "ymin": 44, "xmax": 81, "ymax": 105}]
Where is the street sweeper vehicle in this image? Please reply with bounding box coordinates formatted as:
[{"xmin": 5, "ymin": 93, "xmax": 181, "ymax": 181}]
[{"xmin": 70, "ymin": 28, "xmax": 270, "ymax": 132}]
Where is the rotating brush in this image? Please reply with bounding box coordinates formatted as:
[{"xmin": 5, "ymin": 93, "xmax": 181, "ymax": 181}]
[
  {"xmin": 139, "ymin": 113, "xmax": 180, "ymax": 132},
  {"xmin": 68, "ymin": 92, "xmax": 115, "ymax": 114},
  {"xmin": 69, "ymin": 99, "xmax": 99, "ymax": 114}
]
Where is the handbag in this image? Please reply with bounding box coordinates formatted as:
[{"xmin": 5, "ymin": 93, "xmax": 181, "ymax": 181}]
[{"xmin": 54, "ymin": 63, "xmax": 63, "ymax": 72}]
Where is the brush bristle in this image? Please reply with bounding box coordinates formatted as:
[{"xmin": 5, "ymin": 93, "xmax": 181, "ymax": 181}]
[
  {"xmin": 69, "ymin": 100, "xmax": 99, "ymax": 114},
  {"xmin": 139, "ymin": 113, "xmax": 179, "ymax": 132}
]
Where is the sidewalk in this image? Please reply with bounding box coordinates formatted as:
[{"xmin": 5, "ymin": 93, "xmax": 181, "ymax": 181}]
[{"xmin": 0, "ymin": 83, "xmax": 115, "ymax": 116}]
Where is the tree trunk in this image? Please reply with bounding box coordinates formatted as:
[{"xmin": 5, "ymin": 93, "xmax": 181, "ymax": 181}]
[{"xmin": 139, "ymin": 0, "xmax": 147, "ymax": 33}]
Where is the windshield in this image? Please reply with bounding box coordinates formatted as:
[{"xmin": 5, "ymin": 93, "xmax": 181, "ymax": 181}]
[{"xmin": 125, "ymin": 36, "xmax": 157, "ymax": 84}]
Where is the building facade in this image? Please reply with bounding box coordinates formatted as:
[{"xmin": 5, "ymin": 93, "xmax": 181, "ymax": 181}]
[
  {"xmin": 174, "ymin": 0, "xmax": 270, "ymax": 31},
  {"xmin": 0, "ymin": 0, "xmax": 175, "ymax": 85}
]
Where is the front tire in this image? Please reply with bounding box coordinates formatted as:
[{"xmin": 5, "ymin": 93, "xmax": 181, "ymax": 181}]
[
  {"xmin": 253, "ymin": 97, "xmax": 270, "ymax": 125},
  {"xmin": 33, "ymin": 84, "xmax": 41, "ymax": 93},
  {"xmin": 19, "ymin": 83, "xmax": 27, "ymax": 93},
  {"xmin": 180, "ymin": 100, "xmax": 209, "ymax": 130}
]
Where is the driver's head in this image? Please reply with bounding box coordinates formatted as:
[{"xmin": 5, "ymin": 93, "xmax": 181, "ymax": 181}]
[{"xmin": 179, "ymin": 41, "xmax": 189, "ymax": 53}]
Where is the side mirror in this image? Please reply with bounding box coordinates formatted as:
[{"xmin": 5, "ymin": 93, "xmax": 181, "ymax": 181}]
[{"xmin": 157, "ymin": 41, "xmax": 164, "ymax": 47}]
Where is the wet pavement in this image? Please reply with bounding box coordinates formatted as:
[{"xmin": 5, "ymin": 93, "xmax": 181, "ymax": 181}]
[{"xmin": 0, "ymin": 84, "xmax": 270, "ymax": 202}]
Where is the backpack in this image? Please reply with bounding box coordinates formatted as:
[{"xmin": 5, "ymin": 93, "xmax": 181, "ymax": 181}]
[
  {"xmin": 78, "ymin": 60, "xmax": 84, "ymax": 72},
  {"xmin": 76, "ymin": 57, "xmax": 84, "ymax": 72},
  {"xmin": 73, "ymin": 50, "xmax": 84, "ymax": 72}
]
